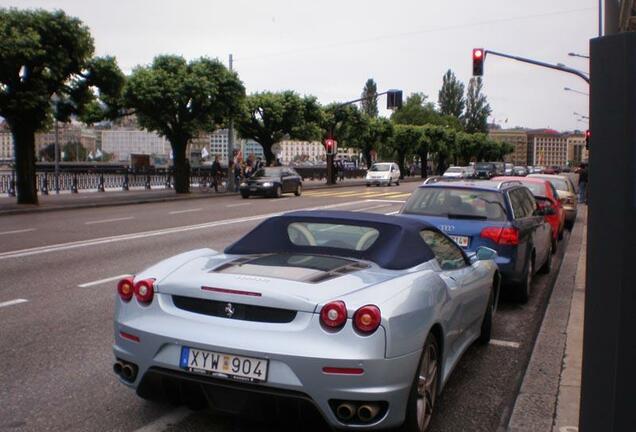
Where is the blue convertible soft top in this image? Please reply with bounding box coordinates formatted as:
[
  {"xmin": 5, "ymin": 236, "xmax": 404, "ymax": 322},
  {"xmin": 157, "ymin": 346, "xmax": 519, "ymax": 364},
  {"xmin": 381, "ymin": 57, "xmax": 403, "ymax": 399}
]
[{"xmin": 224, "ymin": 210, "xmax": 441, "ymax": 270}]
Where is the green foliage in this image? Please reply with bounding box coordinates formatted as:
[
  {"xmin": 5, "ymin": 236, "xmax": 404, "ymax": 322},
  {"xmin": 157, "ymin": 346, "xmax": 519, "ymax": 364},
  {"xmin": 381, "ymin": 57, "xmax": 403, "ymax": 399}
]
[
  {"xmin": 236, "ymin": 91, "xmax": 322, "ymax": 164},
  {"xmin": 463, "ymin": 77, "xmax": 492, "ymax": 133},
  {"xmin": 438, "ymin": 70, "xmax": 465, "ymax": 118},
  {"xmin": 360, "ymin": 78, "xmax": 378, "ymax": 117},
  {"xmin": 61, "ymin": 141, "xmax": 87, "ymax": 161},
  {"xmin": 391, "ymin": 93, "xmax": 462, "ymax": 130},
  {"xmin": 388, "ymin": 125, "xmax": 423, "ymax": 176},
  {"xmin": 0, "ymin": 8, "xmax": 125, "ymax": 204},
  {"xmin": 358, "ymin": 117, "xmax": 393, "ymax": 167},
  {"xmin": 125, "ymin": 55, "xmax": 245, "ymax": 192}
]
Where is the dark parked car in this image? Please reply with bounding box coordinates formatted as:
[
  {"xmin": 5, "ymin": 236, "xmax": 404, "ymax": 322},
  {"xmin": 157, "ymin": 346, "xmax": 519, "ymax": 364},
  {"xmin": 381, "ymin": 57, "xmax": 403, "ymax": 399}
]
[
  {"xmin": 475, "ymin": 162, "xmax": 497, "ymax": 179},
  {"xmin": 400, "ymin": 180, "xmax": 553, "ymax": 302},
  {"xmin": 240, "ymin": 166, "xmax": 303, "ymax": 199}
]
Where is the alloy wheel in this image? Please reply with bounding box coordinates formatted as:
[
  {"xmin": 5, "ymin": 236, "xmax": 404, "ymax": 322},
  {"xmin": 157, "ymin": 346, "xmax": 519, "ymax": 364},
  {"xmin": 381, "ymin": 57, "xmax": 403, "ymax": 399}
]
[{"xmin": 416, "ymin": 342, "xmax": 438, "ymax": 431}]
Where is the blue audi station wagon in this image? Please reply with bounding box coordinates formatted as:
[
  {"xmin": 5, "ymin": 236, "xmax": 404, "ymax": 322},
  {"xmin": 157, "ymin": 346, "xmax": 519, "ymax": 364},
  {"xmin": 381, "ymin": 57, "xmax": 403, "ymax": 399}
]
[{"xmin": 400, "ymin": 180, "xmax": 553, "ymax": 302}]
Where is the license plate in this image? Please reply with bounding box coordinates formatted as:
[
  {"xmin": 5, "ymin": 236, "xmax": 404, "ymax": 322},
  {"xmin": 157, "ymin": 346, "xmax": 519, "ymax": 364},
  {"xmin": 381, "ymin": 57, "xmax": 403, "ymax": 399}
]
[
  {"xmin": 180, "ymin": 346, "xmax": 268, "ymax": 383},
  {"xmin": 449, "ymin": 235, "xmax": 469, "ymax": 248},
  {"xmin": 250, "ymin": 186, "xmax": 257, "ymax": 191}
]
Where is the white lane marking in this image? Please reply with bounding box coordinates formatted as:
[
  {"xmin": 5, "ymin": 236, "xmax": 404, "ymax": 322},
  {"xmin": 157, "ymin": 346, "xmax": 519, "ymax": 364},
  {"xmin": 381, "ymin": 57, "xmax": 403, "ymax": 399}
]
[
  {"xmin": 131, "ymin": 406, "xmax": 192, "ymax": 432},
  {"xmin": 169, "ymin": 208, "xmax": 202, "ymax": 215},
  {"xmin": 277, "ymin": 198, "xmax": 290, "ymax": 201},
  {"xmin": 85, "ymin": 216, "xmax": 134, "ymax": 225},
  {"xmin": 364, "ymin": 199, "xmax": 406, "ymax": 204},
  {"xmin": 354, "ymin": 204, "xmax": 394, "ymax": 212},
  {"xmin": 0, "ymin": 298, "xmax": 28, "ymax": 309},
  {"xmin": 0, "ymin": 228, "xmax": 36, "ymax": 236},
  {"xmin": 490, "ymin": 339, "xmax": 520, "ymax": 348},
  {"xmin": 385, "ymin": 211, "xmax": 400, "ymax": 215},
  {"xmin": 78, "ymin": 274, "xmax": 130, "ymax": 288},
  {"xmin": 226, "ymin": 203, "xmax": 251, "ymax": 208},
  {"xmin": 0, "ymin": 200, "xmax": 365, "ymax": 261}
]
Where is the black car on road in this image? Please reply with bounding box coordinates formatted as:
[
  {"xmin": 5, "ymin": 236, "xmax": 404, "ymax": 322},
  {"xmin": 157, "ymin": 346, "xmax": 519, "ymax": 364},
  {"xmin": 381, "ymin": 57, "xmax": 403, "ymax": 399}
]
[{"xmin": 240, "ymin": 166, "xmax": 303, "ymax": 199}]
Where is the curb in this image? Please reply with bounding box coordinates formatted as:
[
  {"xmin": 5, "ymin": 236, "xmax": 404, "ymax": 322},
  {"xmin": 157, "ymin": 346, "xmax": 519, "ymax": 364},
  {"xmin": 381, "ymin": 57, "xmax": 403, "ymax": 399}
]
[
  {"xmin": 0, "ymin": 177, "xmax": 424, "ymax": 216},
  {"xmin": 507, "ymin": 206, "xmax": 587, "ymax": 431}
]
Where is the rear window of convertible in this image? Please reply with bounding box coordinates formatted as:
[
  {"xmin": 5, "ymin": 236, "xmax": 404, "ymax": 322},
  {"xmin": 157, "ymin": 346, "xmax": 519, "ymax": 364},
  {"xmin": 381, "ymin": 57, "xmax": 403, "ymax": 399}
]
[
  {"xmin": 287, "ymin": 222, "xmax": 380, "ymax": 251},
  {"xmin": 403, "ymin": 187, "xmax": 507, "ymax": 221}
]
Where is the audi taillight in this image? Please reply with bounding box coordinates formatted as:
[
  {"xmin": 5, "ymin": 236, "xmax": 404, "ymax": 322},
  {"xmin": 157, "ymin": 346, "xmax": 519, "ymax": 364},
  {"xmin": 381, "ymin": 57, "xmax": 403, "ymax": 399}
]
[
  {"xmin": 320, "ymin": 301, "xmax": 347, "ymax": 329},
  {"xmin": 134, "ymin": 279, "xmax": 155, "ymax": 304},
  {"xmin": 353, "ymin": 305, "xmax": 381, "ymax": 334},
  {"xmin": 480, "ymin": 227, "xmax": 519, "ymax": 245},
  {"xmin": 117, "ymin": 277, "xmax": 134, "ymax": 302}
]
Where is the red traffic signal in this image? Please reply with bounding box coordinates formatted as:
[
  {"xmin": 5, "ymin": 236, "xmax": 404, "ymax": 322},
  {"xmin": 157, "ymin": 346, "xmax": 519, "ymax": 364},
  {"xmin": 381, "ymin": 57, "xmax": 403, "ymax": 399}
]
[
  {"xmin": 473, "ymin": 48, "xmax": 485, "ymax": 76},
  {"xmin": 324, "ymin": 138, "xmax": 336, "ymax": 155},
  {"xmin": 585, "ymin": 129, "xmax": 591, "ymax": 150}
]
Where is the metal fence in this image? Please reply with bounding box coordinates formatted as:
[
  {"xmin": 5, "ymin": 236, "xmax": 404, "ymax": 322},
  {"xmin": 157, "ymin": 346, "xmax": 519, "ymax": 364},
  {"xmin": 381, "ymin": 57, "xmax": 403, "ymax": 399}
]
[{"xmin": 0, "ymin": 166, "xmax": 368, "ymax": 196}]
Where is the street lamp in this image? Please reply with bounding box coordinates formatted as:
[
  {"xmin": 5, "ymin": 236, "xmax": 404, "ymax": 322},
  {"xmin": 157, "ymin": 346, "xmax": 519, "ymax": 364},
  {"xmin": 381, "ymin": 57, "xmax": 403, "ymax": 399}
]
[
  {"xmin": 574, "ymin": 111, "xmax": 590, "ymax": 119},
  {"xmin": 564, "ymin": 87, "xmax": 590, "ymax": 96},
  {"xmin": 568, "ymin": 52, "xmax": 590, "ymax": 59},
  {"xmin": 50, "ymin": 93, "xmax": 60, "ymax": 193}
]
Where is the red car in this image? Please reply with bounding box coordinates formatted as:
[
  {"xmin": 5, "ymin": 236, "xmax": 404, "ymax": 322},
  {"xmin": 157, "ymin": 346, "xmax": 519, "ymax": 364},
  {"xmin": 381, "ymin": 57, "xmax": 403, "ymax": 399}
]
[{"xmin": 492, "ymin": 177, "xmax": 565, "ymax": 252}]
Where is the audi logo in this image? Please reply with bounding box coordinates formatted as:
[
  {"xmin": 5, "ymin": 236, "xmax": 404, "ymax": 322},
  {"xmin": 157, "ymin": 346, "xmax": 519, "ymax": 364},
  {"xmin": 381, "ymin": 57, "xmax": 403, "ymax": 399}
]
[{"xmin": 439, "ymin": 225, "xmax": 455, "ymax": 232}]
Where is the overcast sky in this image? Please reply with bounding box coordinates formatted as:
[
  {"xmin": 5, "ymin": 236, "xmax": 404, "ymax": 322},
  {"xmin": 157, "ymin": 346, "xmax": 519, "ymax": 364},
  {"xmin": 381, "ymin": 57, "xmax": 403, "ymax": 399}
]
[{"xmin": 2, "ymin": 0, "xmax": 596, "ymax": 131}]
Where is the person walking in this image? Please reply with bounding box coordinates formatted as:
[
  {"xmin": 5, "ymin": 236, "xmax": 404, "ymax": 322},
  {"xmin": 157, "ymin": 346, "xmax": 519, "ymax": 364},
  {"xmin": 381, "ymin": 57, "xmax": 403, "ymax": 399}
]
[
  {"xmin": 578, "ymin": 162, "xmax": 588, "ymax": 204},
  {"xmin": 211, "ymin": 155, "xmax": 222, "ymax": 192}
]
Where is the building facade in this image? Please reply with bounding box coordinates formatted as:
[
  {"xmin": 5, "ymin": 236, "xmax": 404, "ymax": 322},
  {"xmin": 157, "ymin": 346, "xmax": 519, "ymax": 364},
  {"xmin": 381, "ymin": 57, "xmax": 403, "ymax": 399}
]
[
  {"xmin": 100, "ymin": 129, "xmax": 170, "ymax": 162},
  {"xmin": 488, "ymin": 129, "xmax": 528, "ymax": 165},
  {"xmin": 279, "ymin": 140, "xmax": 325, "ymax": 164},
  {"xmin": 0, "ymin": 131, "xmax": 13, "ymax": 162},
  {"xmin": 567, "ymin": 134, "xmax": 589, "ymax": 165},
  {"xmin": 527, "ymin": 129, "xmax": 569, "ymax": 167}
]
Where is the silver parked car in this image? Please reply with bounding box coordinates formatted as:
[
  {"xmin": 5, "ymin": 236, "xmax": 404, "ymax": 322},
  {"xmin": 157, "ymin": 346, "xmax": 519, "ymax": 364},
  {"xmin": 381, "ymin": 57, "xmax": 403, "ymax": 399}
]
[{"xmin": 113, "ymin": 211, "xmax": 500, "ymax": 431}]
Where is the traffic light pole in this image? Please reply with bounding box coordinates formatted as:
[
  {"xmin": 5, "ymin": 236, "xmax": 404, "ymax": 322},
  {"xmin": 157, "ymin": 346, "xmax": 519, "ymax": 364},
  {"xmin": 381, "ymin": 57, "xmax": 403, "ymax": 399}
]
[{"xmin": 484, "ymin": 50, "xmax": 590, "ymax": 85}]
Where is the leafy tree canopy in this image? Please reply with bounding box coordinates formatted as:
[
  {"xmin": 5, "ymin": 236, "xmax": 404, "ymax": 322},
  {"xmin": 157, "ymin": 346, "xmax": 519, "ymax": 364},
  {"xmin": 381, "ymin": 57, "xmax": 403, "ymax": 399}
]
[
  {"xmin": 391, "ymin": 92, "xmax": 462, "ymax": 130},
  {"xmin": 438, "ymin": 69, "xmax": 465, "ymax": 118},
  {"xmin": 236, "ymin": 91, "xmax": 322, "ymax": 165},
  {"xmin": 360, "ymin": 78, "xmax": 378, "ymax": 117},
  {"xmin": 463, "ymin": 77, "xmax": 492, "ymax": 133}
]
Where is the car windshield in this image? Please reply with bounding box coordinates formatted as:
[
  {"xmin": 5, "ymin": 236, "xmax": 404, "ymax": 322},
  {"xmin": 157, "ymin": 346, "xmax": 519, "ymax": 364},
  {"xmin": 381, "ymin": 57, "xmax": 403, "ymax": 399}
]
[
  {"xmin": 476, "ymin": 163, "xmax": 494, "ymax": 170},
  {"xmin": 287, "ymin": 222, "xmax": 380, "ymax": 251},
  {"xmin": 253, "ymin": 167, "xmax": 282, "ymax": 177},
  {"xmin": 370, "ymin": 164, "xmax": 391, "ymax": 172},
  {"xmin": 520, "ymin": 182, "xmax": 547, "ymax": 197},
  {"xmin": 548, "ymin": 178, "xmax": 569, "ymax": 191},
  {"xmin": 445, "ymin": 167, "xmax": 463, "ymax": 173},
  {"xmin": 403, "ymin": 187, "xmax": 507, "ymax": 221}
]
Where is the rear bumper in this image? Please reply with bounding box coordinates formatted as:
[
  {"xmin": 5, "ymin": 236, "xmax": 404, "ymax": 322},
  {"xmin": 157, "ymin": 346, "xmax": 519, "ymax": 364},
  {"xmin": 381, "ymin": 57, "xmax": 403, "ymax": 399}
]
[
  {"xmin": 564, "ymin": 207, "xmax": 577, "ymax": 223},
  {"xmin": 113, "ymin": 295, "xmax": 419, "ymax": 429}
]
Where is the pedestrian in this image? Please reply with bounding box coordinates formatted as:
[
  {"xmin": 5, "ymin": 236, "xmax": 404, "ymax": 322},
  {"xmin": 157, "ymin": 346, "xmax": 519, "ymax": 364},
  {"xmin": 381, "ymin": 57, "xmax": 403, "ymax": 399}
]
[
  {"xmin": 578, "ymin": 162, "xmax": 588, "ymax": 204},
  {"xmin": 211, "ymin": 155, "xmax": 222, "ymax": 192}
]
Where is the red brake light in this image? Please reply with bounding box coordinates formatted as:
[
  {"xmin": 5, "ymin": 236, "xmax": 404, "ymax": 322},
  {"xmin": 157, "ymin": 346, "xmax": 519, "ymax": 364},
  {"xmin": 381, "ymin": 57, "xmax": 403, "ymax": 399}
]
[
  {"xmin": 134, "ymin": 279, "xmax": 155, "ymax": 304},
  {"xmin": 353, "ymin": 305, "xmax": 381, "ymax": 334},
  {"xmin": 320, "ymin": 301, "xmax": 347, "ymax": 329},
  {"xmin": 117, "ymin": 277, "xmax": 134, "ymax": 302},
  {"xmin": 480, "ymin": 227, "xmax": 519, "ymax": 245}
]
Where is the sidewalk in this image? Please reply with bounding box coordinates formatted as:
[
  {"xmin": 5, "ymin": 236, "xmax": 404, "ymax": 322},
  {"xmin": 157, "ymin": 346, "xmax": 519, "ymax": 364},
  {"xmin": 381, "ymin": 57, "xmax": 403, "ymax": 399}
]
[
  {"xmin": 0, "ymin": 176, "xmax": 423, "ymax": 216},
  {"xmin": 508, "ymin": 205, "xmax": 587, "ymax": 432}
]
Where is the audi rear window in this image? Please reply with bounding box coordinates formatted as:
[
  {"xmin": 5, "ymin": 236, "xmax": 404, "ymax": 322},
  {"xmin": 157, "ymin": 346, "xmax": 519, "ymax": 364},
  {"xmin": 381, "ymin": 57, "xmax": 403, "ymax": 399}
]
[{"xmin": 403, "ymin": 187, "xmax": 507, "ymax": 221}]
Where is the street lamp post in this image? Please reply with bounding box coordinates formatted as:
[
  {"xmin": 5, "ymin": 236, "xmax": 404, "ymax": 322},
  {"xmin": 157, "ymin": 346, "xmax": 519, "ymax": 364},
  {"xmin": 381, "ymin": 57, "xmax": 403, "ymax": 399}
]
[
  {"xmin": 564, "ymin": 87, "xmax": 590, "ymax": 96},
  {"xmin": 51, "ymin": 94, "xmax": 60, "ymax": 194}
]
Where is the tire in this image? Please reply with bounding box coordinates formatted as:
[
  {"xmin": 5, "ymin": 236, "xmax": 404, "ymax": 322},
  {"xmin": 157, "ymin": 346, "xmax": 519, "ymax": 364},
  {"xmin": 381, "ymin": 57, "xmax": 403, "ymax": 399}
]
[
  {"xmin": 551, "ymin": 236, "xmax": 558, "ymax": 255},
  {"xmin": 274, "ymin": 185, "xmax": 282, "ymax": 198},
  {"xmin": 540, "ymin": 243, "xmax": 553, "ymax": 274},
  {"xmin": 558, "ymin": 226, "xmax": 564, "ymax": 240},
  {"xmin": 366, "ymin": 183, "xmax": 370, "ymax": 187},
  {"xmin": 399, "ymin": 333, "xmax": 440, "ymax": 432},
  {"xmin": 240, "ymin": 193, "xmax": 249, "ymax": 199},
  {"xmin": 387, "ymin": 179, "xmax": 392, "ymax": 186},
  {"xmin": 478, "ymin": 289, "xmax": 494, "ymax": 345},
  {"xmin": 516, "ymin": 256, "xmax": 533, "ymax": 304},
  {"xmin": 396, "ymin": 179, "xmax": 400, "ymax": 186},
  {"xmin": 294, "ymin": 184, "xmax": 302, "ymax": 196}
]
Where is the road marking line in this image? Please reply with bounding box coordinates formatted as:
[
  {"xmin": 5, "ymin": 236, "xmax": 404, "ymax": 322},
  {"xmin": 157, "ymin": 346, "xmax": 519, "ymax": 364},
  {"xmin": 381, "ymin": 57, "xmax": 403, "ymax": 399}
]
[
  {"xmin": 278, "ymin": 198, "xmax": 290, "ymax": 201},
  {"xmin": 364, "ymin": 199, "xmax": 406, "ymax": 204},
  {"xmin": 385, "ymin": 211, "xmax": 400, "ymax": 215},
  {"xmin": 0, "ymin": 201, "xmax": 365, "ymax": 261},
  {"xmin": 85, "ymin": 216, "xmax": 135, "ymax": 225},
  {"xmin": 131, "ymin": 406, "xmax": 192, "ymax": 432},
  {"xmin": 0, "ymin": 299, "xmax": 28, "ymax": 309},
  {"xmin": 0, "ymin": 228, "xmax": 36, "ymax": 236},
  {"xmin": 354, "ymin": 204, "xmax": 394, "ymax": 212},
  {"xmin": 490, "ymin": 339, "xmax": 520, "ymax": 348},
  {"xmin": 226, "ymin": 203, "xmax": 251, "ymax": 208},
  {"xmin": 169, "ymin": 208, "xmax": 202, "ymax": 215},
  {"xmin": 78, "ymin": 274, "xmax": 130, "ymax": 288}
]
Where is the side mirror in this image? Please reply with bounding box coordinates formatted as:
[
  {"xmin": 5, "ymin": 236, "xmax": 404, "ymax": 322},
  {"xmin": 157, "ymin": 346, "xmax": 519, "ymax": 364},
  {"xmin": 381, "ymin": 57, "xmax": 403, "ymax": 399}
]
[{"xmin": 476, "ymin": 246, "xmax": 497, "ymax": 261}]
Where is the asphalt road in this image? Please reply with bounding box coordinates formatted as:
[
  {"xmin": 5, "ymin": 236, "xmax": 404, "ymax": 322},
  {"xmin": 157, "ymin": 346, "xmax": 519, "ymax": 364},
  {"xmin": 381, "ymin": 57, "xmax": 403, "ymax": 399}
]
[{"xmin": 0, "ymin": 182, "xmax": 568, "ymax": 432}]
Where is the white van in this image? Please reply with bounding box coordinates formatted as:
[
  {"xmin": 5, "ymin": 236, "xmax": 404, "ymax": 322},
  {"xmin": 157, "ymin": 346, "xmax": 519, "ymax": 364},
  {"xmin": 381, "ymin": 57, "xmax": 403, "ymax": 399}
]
[{"xmin": 366, "ymin": 162, "xmax": 401, "ymax": 186}]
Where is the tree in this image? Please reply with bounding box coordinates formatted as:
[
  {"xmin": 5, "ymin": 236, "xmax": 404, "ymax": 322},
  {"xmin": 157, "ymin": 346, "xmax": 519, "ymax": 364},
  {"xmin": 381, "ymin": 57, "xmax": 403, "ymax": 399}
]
[
  {"xmin": 0, "ymin": 9, "xmax": 125, "ymax": 204},
  {"xmin": 360, "ymin": 78, "xmax": 378, "ymax": 117},
  {"xmin": 62, "ymin": 141, "xmax": 87, "ymax": 161},
  {"xmin": 389, "ymin": 125, "xmax": 421, "ymax": 178},
  {"xmin": 236, "ymin": 91, "xmax": 322, "ymax": 166},
  {"xmin": 358, "ymin": 117, "xmax": 393, "ymax": 167},
  {"xmin": 463, "ymin": 77, "xmax": 492, "ymax": 133},
  {"xmin": 391, "ymin": 92, "xmax": 462, "ymax": 130},
  {"xmin": 126, "ymin": 55, "xmax": 245, "ymax": 193},
  {"xmin": 438, "ymin": 70, "xmax": 465, "ymax": 118}
]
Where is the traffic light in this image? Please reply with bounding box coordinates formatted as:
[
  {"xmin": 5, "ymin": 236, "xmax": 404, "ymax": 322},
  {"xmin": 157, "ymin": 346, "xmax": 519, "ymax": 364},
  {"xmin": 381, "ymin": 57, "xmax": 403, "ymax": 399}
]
[
  {"xmin": 585, "ymin": 129, "xmax": 591, "ymax": 150},
  {"xmin": 325, "ymin": 138, "xmax": 336, "ymax": 155},
  {"xmin": 473, "ymin": 48, "xmax": 484, "ymax": 76},
  {"xmin": 387, "ymin": 90, "xmax": 403, "ymax": 109}
]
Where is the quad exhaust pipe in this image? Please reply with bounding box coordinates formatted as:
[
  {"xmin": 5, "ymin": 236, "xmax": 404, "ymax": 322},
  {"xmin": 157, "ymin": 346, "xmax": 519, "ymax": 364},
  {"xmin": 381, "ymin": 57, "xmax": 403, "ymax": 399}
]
[
  {"xmin": 113, "ymin": 360, "xmax": 138, "ymax": 382},
  {"xmin": 335, "ymin": 401, "xmax": 382, "ymax": 423}
]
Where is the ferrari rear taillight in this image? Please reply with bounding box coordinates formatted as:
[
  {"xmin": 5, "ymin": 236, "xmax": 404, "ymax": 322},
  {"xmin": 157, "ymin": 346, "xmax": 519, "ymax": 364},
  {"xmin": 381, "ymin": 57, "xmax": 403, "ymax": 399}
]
[
  {"xmin": 480, "ymin": 226, "xmax": 519, "ymax": 245},
  {"xmin": 320, "ymin": 301, "xmax": 347, "ymax": 329},
  {"xmin": 117, "ymin": 277, "xmax": 134, "ymax": 302},
  {"xmin": 353, "ymin": 305, "xmax": 381, "ymax": 334},
  {"xmin": 134, "ymin": 279, "xmax": 155, "ymax": 305}
]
